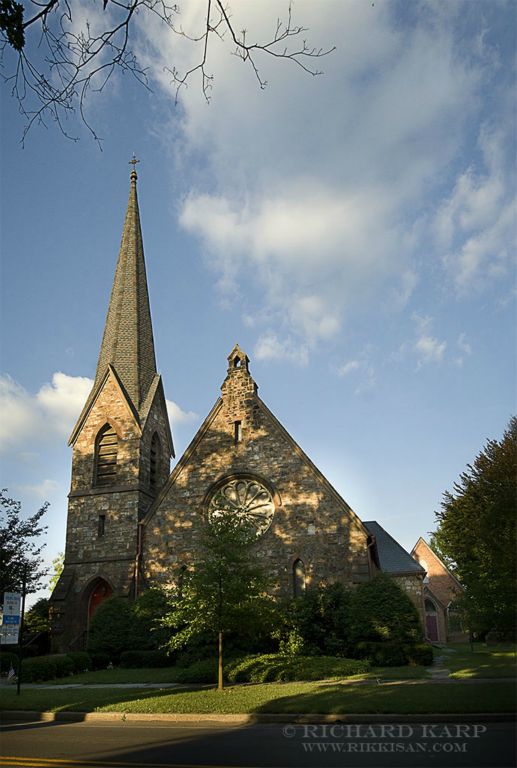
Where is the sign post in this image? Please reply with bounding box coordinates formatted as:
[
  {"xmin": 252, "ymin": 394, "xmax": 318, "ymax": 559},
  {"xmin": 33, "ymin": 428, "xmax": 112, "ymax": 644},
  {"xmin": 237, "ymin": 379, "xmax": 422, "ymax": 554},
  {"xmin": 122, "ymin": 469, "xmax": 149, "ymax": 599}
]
[{"xmin": 1, "ymin": 566, "xmax": 28, "ymax": 694}]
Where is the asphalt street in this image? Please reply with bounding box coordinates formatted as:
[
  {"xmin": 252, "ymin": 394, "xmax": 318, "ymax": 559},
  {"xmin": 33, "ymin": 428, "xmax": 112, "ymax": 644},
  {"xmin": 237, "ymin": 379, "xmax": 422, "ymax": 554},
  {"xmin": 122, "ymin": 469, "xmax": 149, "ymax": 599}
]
[{"xmin": 1, "ymin": 719, "xmax": 516, "ymax": 768}]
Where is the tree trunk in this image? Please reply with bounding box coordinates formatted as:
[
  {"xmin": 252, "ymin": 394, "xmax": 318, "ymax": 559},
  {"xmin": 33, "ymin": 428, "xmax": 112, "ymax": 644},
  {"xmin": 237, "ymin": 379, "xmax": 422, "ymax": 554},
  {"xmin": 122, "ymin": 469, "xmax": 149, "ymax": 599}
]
[{"xmin": 218, "ymin": 630, "xmax": 223, "ymax": 691}]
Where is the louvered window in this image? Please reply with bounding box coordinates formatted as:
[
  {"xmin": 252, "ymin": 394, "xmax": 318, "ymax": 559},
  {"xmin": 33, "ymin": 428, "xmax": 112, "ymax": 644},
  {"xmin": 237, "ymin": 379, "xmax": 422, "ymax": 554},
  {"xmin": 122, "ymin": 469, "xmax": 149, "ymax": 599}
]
[
  {"xmin": 95, "ymin": 425, "xmax": 118, "ymax": 486},
  {"xmin": 150, "ymin": 433, "xmax": 161, "ymax": 492}
]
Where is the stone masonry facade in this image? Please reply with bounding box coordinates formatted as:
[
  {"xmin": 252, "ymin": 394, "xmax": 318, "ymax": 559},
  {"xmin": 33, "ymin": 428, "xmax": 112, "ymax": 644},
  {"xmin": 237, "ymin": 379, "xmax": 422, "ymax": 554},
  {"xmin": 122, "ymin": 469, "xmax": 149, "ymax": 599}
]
[{"xmin": 143, "ymin": 346, "xmax": 373, "ymax": 596}]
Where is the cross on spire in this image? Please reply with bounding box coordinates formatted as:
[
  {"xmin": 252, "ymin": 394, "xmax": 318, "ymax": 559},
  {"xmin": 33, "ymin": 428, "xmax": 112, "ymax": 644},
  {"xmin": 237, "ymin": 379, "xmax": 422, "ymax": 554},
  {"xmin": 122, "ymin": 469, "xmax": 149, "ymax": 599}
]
[{"xmin": 129, "ymin": 154, "xmax": 140, "ymax": 181}]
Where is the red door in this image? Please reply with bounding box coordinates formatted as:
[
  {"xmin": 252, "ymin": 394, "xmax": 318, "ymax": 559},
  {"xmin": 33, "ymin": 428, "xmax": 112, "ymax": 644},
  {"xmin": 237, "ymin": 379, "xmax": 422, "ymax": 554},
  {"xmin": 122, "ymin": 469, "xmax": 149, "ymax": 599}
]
[{"xmin": 88, "ymin": 580, "xmax": 112, "ymax": 620}]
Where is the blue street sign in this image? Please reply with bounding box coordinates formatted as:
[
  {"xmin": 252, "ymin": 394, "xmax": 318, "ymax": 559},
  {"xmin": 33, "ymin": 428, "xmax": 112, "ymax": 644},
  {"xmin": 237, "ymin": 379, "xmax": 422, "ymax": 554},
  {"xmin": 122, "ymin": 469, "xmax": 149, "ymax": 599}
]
[{"xmin": 2, "ymin": 615, "xmax": 20, "ymax": 625}]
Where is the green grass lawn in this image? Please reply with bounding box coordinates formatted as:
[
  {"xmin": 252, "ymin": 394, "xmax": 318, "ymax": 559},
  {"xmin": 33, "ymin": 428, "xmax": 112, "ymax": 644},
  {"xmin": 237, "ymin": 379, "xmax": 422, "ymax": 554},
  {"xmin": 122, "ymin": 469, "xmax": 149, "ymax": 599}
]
[
  {"xmin": 443, "ymin": 643, "xmax": 517, "ymax": 679},
  {"xmin": 0, "ymin": 680, "xmax": 515, "ymax": 715}
]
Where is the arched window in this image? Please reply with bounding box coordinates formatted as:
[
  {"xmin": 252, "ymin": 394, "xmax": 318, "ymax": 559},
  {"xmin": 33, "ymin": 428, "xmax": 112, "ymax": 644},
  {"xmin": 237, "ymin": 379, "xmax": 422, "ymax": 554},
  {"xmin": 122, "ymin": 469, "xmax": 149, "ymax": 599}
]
[
  {"xmin": 150, "ymin": 433, "xmax": 161, "ymax": 492},
  {"xmin": 293, "ymin": 558, "xmax": 306, "ymax": 597},
  {"xmin": 424, "ymin": 598, "xmax": 437, "ymax": 614},
  {"xmin": 177, "ymin": 564, "xmax": 188, "ymax": 599},
  {"xmin": 447, "ymin": 601, "xmax": 463, "ymax": 633},
  {"xmin": 94, "ymin": 424, "xmax": 118, "ymax": 486}
]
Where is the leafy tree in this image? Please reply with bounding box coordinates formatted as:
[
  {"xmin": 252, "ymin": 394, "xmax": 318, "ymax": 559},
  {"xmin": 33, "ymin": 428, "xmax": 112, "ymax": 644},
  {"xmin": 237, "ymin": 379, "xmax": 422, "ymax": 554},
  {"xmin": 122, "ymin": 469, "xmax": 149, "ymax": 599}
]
[
  {"xmin": 130, "ymin": 587, "xmax": 170, "ymax": 650},
  {"xmin": 0, "ymin": 1, "xmax": 333, "ymax": 141},
  {"xmin": 278, "ymin": 582, "xmax": 352, "ymax": 656},
  {"xmin": 48, "ymin": 552, "xmax": 64, "ymax": 593},
  {"xmin": 87, "ymin": 597, "xmax": 133, "ymax": 660},
  {"xmin": 433, "ymin": 417, "xmax": 517, "ymax": 637},
  {"xmin": 23, "ymin": 597, "xmax": 50, "ymax": 634},
  {"xmin": 348, "ymin": 573, "xmax": 422, "ymax": 644},
  {"xmin": 163, "ymin": 510, "xmax": 276, "ymax": 689},
  {"xmin": 0, "ymin": 490, "xmax": 48, "ymax": 595}
]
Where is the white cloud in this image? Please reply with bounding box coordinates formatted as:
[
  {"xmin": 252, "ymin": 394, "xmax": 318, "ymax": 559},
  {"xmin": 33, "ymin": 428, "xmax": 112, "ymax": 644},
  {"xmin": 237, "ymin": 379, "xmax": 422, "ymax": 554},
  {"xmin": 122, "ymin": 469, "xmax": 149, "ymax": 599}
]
[
  {"xmin": 132, "ymin": 2, "xmax": 496, "ymax": 358},
  {"xmin": 415, "ymin": 335, "xmax": 447, "ymax": 366},
  {"xmin": 455, "ymin": 332, "xmax": 473, "ymax": 367},
  {"xmin": 166, "ymin": 400, "xmax": 198, "ymax": 425},
  {"xmin": 16, "ymin": 479, "xmax": 60, "ymax": 499},
  {"xmin": 436, "ymin": 127, "xmax": 516, "ymax": 291},
  {"xmin": 337, "ymin": 360, "xmax": 360, "ymax": 378},
  {"xmin": 412, "ymin": 314, "xmax": 447, "ymax": 368},
  {"xmin": 0, "ymin": 373, "xmax": 93, "ymax": 453},
  {"xmin": 36, "ymin": 373, "xmax": 93, "ymax": 435},
  {"xmin": 254, "ymin": 333, "xmax": 308, "ymax": 366}
]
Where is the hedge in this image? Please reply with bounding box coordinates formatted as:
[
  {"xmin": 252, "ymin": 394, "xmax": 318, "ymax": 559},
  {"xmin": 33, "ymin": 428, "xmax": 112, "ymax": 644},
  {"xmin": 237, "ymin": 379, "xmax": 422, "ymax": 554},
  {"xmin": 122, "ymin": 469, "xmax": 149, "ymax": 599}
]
[
  {"xmin": 227, "ymin": 654, "xmax": 370, "ymax": 683},
  {"xmin": 352, "ymin": 641, "xmax": 433, "ymax": 667},
  {"xmin": 21, "ymin": 654, "xmax": 75, "ymax": 682}
]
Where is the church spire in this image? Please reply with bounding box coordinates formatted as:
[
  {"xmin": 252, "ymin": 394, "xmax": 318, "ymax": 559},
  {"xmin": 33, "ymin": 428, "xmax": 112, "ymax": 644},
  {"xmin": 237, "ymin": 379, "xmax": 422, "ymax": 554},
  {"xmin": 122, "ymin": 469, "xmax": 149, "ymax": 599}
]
[{"xmin": 94, "ymin": 161, "xmax": 157, "ymax": 410}]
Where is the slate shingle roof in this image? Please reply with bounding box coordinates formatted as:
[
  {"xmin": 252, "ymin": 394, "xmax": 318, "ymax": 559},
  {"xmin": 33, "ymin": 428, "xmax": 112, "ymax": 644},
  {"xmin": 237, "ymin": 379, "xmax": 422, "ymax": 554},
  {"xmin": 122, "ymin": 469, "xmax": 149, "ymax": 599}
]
[
  {"xmin": 364, "ymin": 521, "xmax": 425, "ymax": 575},
  {"xmin": 94, "ymin": 169, "xmax": 157, "ymax": 410}
]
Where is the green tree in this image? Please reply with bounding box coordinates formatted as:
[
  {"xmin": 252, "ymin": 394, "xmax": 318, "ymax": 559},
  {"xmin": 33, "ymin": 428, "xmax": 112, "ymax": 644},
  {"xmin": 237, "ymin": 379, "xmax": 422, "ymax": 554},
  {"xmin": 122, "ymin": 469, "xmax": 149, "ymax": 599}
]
[
  {"xmin": 23, "ymin": 597, "xmax": 50, "ymax": 634},
  {"xmin": 433, "ymin": 417, "xmax": 517, "ymax": 636},
  {"xmin": 348, "ymin": 573, "xmax": 422, "ymax": 644},
  {"xmin": 0, "ymin": 490, "xmax": 48, "ymax": 594},
  {"xmin": 48, "ymin": 552, "xmax": 64, "ymax": 593},
  {"xmin": 163, "ymin": 511, "xmax": 276, "ymax": 690},
  {"xmin": 87, "ymin": 597, "xmax": 133, "ymax": 660},
  {"xmin": 278, "ymin": 582, "xmax": 352, "ymax": 656}
]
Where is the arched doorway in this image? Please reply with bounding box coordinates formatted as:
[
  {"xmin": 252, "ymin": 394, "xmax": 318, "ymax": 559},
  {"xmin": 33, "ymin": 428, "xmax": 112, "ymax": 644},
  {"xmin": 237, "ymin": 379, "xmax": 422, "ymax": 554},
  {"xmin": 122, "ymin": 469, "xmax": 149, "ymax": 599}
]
[
  {"xmin": 424, "ymin": 597, "xmax": 438, "ymax": 641},
  {"xmin": 88, "ymin": 578, "xmax": 113, "ymax": 622}
]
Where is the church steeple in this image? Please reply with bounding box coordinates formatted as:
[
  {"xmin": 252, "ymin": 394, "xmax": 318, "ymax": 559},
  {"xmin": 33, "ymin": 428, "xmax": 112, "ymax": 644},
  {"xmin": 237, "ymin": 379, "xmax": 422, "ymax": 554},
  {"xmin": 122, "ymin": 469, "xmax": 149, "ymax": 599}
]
[{"xmin": 94, "ymin": 162, "xmax": 157, "ymax": 410}]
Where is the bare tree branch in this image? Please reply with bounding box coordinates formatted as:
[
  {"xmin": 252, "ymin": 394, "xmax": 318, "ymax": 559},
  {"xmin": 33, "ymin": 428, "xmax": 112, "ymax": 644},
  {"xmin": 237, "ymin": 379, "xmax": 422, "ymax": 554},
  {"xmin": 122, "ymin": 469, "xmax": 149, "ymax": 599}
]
[{"xmin": 0, "ymin": 0, "xmax": 334, "ymax": 143}]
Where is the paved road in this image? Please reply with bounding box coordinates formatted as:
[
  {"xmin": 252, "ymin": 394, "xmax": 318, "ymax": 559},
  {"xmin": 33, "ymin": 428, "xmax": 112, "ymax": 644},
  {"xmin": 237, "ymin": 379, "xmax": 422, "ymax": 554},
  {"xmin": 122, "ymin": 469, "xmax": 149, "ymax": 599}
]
[{"xmin": 1, "ymin": 719, "xmax": 516, "ymax": 768}]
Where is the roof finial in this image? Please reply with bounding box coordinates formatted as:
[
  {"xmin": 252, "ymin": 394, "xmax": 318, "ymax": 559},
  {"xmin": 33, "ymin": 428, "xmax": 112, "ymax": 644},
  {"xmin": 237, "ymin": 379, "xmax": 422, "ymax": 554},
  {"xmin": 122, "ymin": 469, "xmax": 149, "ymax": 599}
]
[{"xmin": 129, "ymin": 153, "xmax": 140, "ymax": 182}]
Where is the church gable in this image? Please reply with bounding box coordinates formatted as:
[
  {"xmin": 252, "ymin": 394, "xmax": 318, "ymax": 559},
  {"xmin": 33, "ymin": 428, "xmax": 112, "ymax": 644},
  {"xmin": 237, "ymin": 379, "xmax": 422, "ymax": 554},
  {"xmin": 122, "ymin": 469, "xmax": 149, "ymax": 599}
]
[
  {"xmin": 69, "ymin": 367, "xmax": 142, "ymax": 494},
  {"xmin": 143, "ymin": 346, "xmax": 372, "ymax": 594}
]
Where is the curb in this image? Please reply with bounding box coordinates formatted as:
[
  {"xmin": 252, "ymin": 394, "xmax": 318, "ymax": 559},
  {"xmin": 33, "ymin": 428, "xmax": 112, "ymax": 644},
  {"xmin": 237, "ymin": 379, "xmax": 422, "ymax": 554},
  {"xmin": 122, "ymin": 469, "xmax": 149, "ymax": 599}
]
[{"xmin": 1, "ymin": 711, "xmax": 515, "ymax": 725}]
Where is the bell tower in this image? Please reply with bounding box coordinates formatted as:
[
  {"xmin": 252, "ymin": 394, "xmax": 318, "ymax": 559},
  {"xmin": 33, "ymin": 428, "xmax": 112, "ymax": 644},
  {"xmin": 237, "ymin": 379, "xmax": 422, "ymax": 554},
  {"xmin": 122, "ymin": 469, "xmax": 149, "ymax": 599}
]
[{"xmin": 50, "ymin": 163, "xmax": 174, "ymax": 651}]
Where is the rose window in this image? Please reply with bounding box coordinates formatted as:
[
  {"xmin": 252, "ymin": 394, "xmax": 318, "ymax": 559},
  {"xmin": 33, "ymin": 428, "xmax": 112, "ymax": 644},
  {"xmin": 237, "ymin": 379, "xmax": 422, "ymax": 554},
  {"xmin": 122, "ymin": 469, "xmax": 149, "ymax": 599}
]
[{"xmin": 207, "ymin": 478, "xmax": 275, "ymax": 537}]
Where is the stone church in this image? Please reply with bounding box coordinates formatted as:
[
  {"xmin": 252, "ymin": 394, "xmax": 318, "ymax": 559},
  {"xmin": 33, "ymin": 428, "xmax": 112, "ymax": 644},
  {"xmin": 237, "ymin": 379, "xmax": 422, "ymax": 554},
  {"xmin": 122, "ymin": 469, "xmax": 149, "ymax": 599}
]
[{"xmin": 50, "ymin": 168, "xmax": 426, "ymax": 651}]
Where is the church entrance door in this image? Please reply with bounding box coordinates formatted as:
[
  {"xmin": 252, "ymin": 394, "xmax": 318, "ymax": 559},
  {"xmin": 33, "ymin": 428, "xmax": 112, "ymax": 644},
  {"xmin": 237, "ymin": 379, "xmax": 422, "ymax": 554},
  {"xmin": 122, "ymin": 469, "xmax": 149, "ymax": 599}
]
[
  {"xmin": 88, "ymin": 579, "xmax": 113, "ymax": 621},
  {"xmin": 424, "ymin": 598, "xmax": 439, "ymax": 641}
]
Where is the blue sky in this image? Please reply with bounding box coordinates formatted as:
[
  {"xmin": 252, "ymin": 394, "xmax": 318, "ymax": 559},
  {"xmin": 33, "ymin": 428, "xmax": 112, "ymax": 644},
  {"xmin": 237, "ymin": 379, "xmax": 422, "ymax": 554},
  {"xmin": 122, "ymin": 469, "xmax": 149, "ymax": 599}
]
[{"xmin": 1, "ymin": 0, "xmax": 515, "ymax": 603}]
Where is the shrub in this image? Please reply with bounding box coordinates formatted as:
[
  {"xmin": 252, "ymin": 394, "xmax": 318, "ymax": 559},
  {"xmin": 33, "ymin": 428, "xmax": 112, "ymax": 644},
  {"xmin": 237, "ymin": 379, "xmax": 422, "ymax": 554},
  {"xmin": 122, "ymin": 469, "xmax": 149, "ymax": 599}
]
[
  {"xmin": 353, "ymin": 641, "xmax": 407, "ymax": 667},
  {"xmin": 21, "ymin": 654, "xmax": 74, "ymax": 682},
  {"xmin": 175, "ymin": 658, "xmax": 218, "ymax": 684},
  {"xmin": 66, "ymin": 651, "xmax": 91, "ymax": 673},
  {"xmin": 87, "ymin": 598, "xmax": 133, "ymax": 660},
  {"xmin": 90, "ymin": 652, "xmax": 111, "ymax": 670},
  {"xmin": 352, "ymin": 641, "xmax": 434, "ymax": 667},
  {"xmin": 120, "ymin": 650, "xmax": 174, "ymax": 668},
  {"xmin": 349, "ymin": 573, "xmax": 422, "ymax": 644},
  {"xmin": 0, "ymin": 652, "xmax": 18, "ymax": 674},
  {"xmin": 226, "ymin": 654, "xmax": 370, "ymax": 683},
  {"xmin": 404, "ymin": 642, "xmax": 433, "ymax": 666},
  {"xmin": 129, "ymin": 588, "xmax": 170, "ymax": 651},
  {"xmin": 277, "ymin": 583, "xmax": 353, "ymax": 657}
]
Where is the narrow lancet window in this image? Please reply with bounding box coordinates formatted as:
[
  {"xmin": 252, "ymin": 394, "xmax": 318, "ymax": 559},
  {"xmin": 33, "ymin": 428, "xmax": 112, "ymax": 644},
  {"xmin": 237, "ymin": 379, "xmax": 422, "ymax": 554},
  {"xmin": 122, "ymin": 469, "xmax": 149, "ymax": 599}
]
[
  {"xmin": 293, "ymin": 558, "xmax": 306, "ymax": 597},
  {"xmin": 234, "ymin": 421, "xmax": 242, "ymax": 444},
  {"xmin": 98, "ymin": 514, "xmax": 106, "ymax": 537}
]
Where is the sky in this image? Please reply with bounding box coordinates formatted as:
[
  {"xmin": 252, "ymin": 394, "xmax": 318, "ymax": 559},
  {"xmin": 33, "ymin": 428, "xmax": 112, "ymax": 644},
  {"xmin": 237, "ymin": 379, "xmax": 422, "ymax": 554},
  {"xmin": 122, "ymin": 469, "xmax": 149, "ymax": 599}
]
[{"xmin": 0, "ymin": 0, "xmax": 515, "ymax": 605}]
